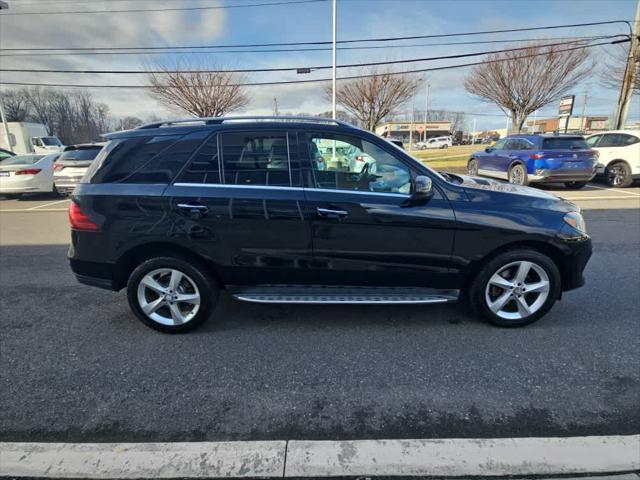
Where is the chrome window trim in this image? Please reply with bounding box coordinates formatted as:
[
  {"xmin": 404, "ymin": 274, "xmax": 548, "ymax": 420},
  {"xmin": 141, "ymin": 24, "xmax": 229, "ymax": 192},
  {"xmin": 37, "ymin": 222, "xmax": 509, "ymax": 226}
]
[{"xmin": 172, "ymin": 182, "xmax": 409, "ymax": 198}]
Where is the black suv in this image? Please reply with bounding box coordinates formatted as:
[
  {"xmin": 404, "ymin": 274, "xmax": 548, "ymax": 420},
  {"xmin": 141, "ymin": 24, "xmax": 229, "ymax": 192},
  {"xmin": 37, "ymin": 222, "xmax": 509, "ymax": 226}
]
[{"xmin": 68, "ymin": 117, "xmax": 592, "ymax": 333}]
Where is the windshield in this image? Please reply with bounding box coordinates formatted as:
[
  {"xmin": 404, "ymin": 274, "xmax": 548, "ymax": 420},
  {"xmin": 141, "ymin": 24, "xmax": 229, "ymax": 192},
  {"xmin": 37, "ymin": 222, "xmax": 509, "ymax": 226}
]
[
  {"xmin": 59, "ymin": 147, "xmax": 102, "ymax": 161},
  {"xmin": 41, "ymin": 137, "xmax": 62, "ymax": 146},
  {"xmin": 0, "ymin": 154, "xmax": 43, "ymax": 166},
  {"xmin": 542, "ymin": 137, "xmax": 589, "ymax": 149}
]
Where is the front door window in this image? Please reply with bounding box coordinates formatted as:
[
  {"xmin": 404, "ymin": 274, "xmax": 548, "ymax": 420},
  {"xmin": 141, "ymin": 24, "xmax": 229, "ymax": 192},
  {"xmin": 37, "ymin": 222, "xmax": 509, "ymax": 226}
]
[{"xmin": 307, "ymin": 134, "xmax": 412, "ymax": 194}]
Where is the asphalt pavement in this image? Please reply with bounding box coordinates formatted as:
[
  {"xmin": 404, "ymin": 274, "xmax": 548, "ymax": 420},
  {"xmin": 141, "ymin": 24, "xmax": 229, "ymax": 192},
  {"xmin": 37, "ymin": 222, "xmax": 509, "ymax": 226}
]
[{"xmin": 0, "ymin": 184, "xmax": 639, "ymax": 443}]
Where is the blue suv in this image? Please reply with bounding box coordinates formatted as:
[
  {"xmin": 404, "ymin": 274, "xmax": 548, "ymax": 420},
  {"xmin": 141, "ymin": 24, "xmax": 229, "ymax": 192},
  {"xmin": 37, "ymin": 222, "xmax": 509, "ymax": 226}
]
[{"xmin": 467, "ymin": 135, "xmax": 598, "ymax": 188}]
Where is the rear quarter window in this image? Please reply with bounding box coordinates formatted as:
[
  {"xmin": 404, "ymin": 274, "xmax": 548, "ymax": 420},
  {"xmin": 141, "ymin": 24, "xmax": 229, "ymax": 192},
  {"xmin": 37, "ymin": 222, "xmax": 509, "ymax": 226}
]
[{"xmin": 542, "ymin": 137, "xmax": 589, "ymax": 149}]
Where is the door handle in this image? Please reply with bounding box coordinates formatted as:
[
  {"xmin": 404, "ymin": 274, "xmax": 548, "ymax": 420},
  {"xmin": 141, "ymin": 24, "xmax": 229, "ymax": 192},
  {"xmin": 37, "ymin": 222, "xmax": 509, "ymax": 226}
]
[
  {"xmin": 317, "ymin": 207, "xmax": 349, "ymax": 219},
  {"xmin": 177, "ymin": 203, "xmax": 208, "ymax": 216}
]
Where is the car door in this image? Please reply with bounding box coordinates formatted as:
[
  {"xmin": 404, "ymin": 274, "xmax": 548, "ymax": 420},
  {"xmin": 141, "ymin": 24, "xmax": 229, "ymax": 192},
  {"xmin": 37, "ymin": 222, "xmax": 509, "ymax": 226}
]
[
  {"xmin": 165, "ymin": 129, "xmax": 315, "ymax": 286},
  {"xmin": 300, "ymin": 131, "xmax": 457, "ymax": 288},
  {"xmin": 479, "ymin": 138, "xmax": 508, "ymax": 176}
]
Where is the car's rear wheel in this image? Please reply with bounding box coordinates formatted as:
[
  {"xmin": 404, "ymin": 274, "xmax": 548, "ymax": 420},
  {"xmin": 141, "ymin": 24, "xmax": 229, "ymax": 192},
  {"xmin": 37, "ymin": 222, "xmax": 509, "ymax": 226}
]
[
  {"xmin": 605, "ymin": 161, "xmax": 633, "ymax": 188},
  {"xmin": 469, "ymin": 250, "xmax": 561, "ymax": 327},
  {"xmin": 467, "ymin": 158, "xmax": 479, "ymax": 176},
  {"xmin": 126, "ymin": 256, "xmax": 218, "ymax": 333},
  {"xmin": 508, "ymin": 163, "xmax": 529, "ymax": 186},
  {"xmin": 564, "ymin": 181, "xmax": 588, "ymax": 189}
]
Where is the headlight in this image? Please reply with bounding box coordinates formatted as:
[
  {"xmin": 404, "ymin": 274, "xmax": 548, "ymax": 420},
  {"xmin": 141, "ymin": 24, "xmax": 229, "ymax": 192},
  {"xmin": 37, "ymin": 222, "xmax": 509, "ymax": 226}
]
[{"xmin": 564, "ymin": 211, "xmax": 587, "ymax": 234}]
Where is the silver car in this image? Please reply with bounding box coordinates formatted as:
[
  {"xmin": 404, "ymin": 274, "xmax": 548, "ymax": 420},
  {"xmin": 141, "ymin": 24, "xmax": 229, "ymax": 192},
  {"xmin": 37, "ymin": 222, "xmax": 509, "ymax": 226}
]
[{"xmin": 53, "ymin": 144, "xmax": 105, "ymax": 195}]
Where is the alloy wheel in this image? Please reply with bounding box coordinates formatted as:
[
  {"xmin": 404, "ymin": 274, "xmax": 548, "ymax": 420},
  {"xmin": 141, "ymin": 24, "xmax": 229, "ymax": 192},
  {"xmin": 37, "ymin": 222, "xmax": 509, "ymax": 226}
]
[
  {"xmin": 484, "ymin": 260, "xmax": 550, "ymax": 320},
  {"xmin": 137, "ymin": 268, "xmax": 201, "ymax": 326},
  {"xmin": 509, "ymin": 165, "xmax": 525, "ymax": 185},
  {"xmin": 608, "ymin": 165, "xmax": 627, "ymax": 187}
]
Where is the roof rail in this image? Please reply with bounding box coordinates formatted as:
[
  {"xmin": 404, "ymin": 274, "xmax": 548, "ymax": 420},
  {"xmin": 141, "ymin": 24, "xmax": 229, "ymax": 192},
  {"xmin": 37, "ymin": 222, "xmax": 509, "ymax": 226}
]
[{"xmin": 137, "ymin": 115, "xmax": 355, "ymax": 130}]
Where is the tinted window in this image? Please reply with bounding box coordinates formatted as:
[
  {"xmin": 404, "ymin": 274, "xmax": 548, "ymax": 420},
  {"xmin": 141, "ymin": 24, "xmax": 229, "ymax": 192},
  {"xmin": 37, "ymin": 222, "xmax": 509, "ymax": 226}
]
[
  {"xmin": 542, "ymin": 137, "xmax": 588, "ymax": 149},
  {"xmin": 504, "ymin": 139, "xmax": 521, "ymax": 150},
  {"xmin": 596, "ymin": 134, "xmax": 621, "ymax": 147},
  {"xmin": 307, "ymin": 133, "xmax": 412, "ymax": 194},
  {"xmin": 618, "ymin": 134, "xmax": 639, "ymax": 146},
  {"xmin": 59, "ymin": 147, "xmax": 102, "ymax": 161},
  {"xmin": 176, "ymin": 135, "xmax": 221, "ymax": 184},
  {"xmin": 586, "ymin": 135, "xmax": 601, "ymax": 147},
  {"xmin": 221, "ymin": 131, "xmax": 292, "ymax": 186},
  {"xmin": 493, "ymin": 138, "xmax": 507, "ymax": 150},
  {"xmin": 124, "ymin": 131, "xmax": 210, "ymax": 184}
]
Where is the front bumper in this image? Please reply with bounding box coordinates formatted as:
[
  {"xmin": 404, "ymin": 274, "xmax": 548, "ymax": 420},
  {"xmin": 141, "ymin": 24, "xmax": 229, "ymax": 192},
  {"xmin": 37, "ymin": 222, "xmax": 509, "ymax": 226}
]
[
  {"xmin": 557, "ymin": 229, "xmax": 592, "ymax": 292},
  {"xmin": 529, "ymin": 168, "xmax": 596, "ymax": 183}
]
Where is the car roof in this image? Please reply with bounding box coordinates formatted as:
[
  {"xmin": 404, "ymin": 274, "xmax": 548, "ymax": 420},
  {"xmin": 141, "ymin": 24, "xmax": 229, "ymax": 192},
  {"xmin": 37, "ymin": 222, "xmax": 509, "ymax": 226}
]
[
  {"xmin": 586, "ymin": 130, "xmax": 640, "ymax": 136},
  {"xmin": 102, "ymin": 116, "xmax": 361, "ymax": 140}
]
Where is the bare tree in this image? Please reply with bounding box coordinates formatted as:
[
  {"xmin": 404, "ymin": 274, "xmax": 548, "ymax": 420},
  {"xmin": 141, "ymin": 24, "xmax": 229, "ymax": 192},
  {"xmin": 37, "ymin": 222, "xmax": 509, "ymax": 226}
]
[
  {"xmin": 600, "ymin": 43, "xmax": 640, "ymax": 95},
  {"xmin": 324, "ymin": 71, "xmax": 421, "ymax": 131},
  {"xmin": 465, "ymin": 43, "xmax": 592, "ymax": 133},
  {"xmin": 118, "ymin": 116, "xmax": 143, "ymax": 130},
  {"xmin": 1, "ymin": 89, "xmax": 30, "ymax": 122},
  {"xmin": 147, "ymin": 60, "xmax": 250, "ymax": 117}
]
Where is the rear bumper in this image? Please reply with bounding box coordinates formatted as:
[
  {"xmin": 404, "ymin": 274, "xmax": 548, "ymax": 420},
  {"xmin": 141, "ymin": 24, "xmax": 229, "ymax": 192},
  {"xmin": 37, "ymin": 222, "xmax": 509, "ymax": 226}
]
[
  {"xmin": 529, "ymin": 168, "xmax": 596, "ymax": 183},
  {"xmin": 54, "ymin": 176, "xmax": 82, "ymax": 194},
  {"xmin": 69, "ymin": 257, "xmax": 118, "ymax": 291}
]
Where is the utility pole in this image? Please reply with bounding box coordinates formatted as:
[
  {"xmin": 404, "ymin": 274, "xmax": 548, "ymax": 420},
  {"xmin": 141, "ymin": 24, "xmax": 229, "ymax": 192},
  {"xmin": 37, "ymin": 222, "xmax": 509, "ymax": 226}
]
[
  {"xmin": 423, "ymin": 79, "xmax": 430, "ymax": 142},
  {"xmin": 580, "ymin": 84, "xmax": 590, "ymax": 132},
  {"xmin": 273, "ymin": 98, "xmax": 279, "ymax": 116},
  {"xmin": 471, "ymin": 117, "xmax": 476, "ymax": 145},
  {"xmin": 331, "ymin": 0, "xmax": 337, "ymax": 119},
  {"xmin": 615, "ymin": 0, "xmax": 640, "ymax": 129},
  {"xmin": 0, "ymin": 2, "xmax": 10, "ymax": 150}
]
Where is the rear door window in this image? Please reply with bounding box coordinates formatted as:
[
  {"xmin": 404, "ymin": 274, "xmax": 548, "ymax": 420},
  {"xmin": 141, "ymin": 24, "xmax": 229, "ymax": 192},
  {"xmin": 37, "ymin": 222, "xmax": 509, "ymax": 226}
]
[
  {"xmin": 175, "ymin": 134, "xmax": 221, "ymax": 184},
  {"xmin": 220, "ymin": 131, "xmax": 294, "ymax": 187},
  {"xmin": 542, "ymin": 137, "xmax": 589, "ymax": 149},
  {"xmin": 596, "ymin": 134, "xmax": 622, "ymax": 148}
]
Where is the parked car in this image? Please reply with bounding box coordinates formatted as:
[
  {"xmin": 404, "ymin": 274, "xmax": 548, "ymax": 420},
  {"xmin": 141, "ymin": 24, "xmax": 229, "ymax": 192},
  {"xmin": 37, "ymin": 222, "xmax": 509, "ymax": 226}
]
[
  {"xmin": 53, "ymin": 143, "xmax": 105, "ymax": 195},
  {"xmin": 68, "ymin": 116, "xmax": 592, "ymax": 333},
  {"xmin": 0, "ymin": 152, "xmax": 59, "ymax": 197},
  {"xmin": 586, "ymin": 130, "xmax": 640, "ymax": 188},
  {"xmin": 0, "ymin": 147, "xmax": 15, "ymax": 161},
  {"xmin": 418, "ymin": 136, "xmax": 453, "ymax": 149},
  {"xmin": 467, "ymin": 134, "xmax": 598, "ymax": 188}
]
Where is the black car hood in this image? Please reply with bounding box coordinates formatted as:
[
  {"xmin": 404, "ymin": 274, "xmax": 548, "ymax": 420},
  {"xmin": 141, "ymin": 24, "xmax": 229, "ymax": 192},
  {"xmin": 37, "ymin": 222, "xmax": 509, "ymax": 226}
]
[{"xmin": 456, "ymin": 174, "xmax": 559, "ymax": 199}]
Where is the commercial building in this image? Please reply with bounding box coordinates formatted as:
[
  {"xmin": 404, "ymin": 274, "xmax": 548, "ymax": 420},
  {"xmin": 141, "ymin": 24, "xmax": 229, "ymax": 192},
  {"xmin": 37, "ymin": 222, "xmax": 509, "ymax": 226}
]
[
  {"xmin": 525, "ymin": 116, "xmax": 609, "ymax": 134},
  {"xmin": 375, "ymin": 121, "xmax": 451, "ymax": 143}
]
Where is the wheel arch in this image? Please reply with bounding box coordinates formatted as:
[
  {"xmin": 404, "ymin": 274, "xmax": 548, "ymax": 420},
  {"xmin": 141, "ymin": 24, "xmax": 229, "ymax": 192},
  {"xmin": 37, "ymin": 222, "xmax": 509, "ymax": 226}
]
[
  {"xmin": 113, "ymin": 242, "xmax": 223, "ymax": 291},
  {"xmin": 461, "ymin": 240, "xmax": 568, "ymax": 294},
  {"xmin": 605, "ymin": 158, "xmax": 631, "ymax": 169}
]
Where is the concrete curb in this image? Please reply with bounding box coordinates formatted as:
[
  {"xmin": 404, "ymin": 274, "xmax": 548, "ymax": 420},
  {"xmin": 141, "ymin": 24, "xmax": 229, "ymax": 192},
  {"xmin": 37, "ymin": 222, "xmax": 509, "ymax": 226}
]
[{"xmin": 1, "ymin": 435, "xmax": 638, "ymax": 478}]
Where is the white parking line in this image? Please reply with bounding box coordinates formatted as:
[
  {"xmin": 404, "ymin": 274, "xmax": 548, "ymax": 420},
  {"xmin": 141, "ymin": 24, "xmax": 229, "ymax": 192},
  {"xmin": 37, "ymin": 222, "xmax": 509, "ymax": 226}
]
[
  {"xmin": 583, "ymin": 184, "xmax": 640, "ymax": 196},
  {"xmin": 26, "ymin": 199, "xmax": 71, "ymax": 210},
  {"xmin": 1, "ymin": 435, "xmax": 638, "ymax": 478},
  {"xmin": 0, "ymin": 208, "xmax": 69, "ymax": 213}
]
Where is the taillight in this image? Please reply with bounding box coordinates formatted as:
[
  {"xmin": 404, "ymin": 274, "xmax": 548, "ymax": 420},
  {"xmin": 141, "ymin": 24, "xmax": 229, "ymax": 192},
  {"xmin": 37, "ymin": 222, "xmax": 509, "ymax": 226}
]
[
  {"xmin": 530, "ymin": 153, "xmax": 544, "ymax": 160},
  {"xmin": 69, "ymin": 202, "xmax": 99, "ymax": 231},
  {"xmin": 14, "ymin": 168, "xmax": 42, "ymax": 175},
  {"xmin": 53, "ymin": 163, "xmax": 65, "ymax": 171}
]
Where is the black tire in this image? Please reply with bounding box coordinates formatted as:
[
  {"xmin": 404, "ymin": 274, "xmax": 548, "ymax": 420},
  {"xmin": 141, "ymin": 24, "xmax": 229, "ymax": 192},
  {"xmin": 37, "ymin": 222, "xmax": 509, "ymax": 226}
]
[
  {"xmin": 467, "ymin": 158, "xmax": 479, "ymax": 176},
  {"xmin": 605, "ymin": 161, "xmax": 633, "ymax": 188},
  {"xmin": 442, "ymin": 144, "xmax": 449, "ymax": 149},
  {"xmin": 564, "ymin": 181, "xmax": 588, "ymax": 189},
  {"xmin": 468, "ymin": 249, "xmax": 561, "ymax": 327},
  {"xmin": 508, "ymin": 163, "xmax": 529, "ymax": 186},
  {"xmin": 126, "ymin": 256, "xmax": 218, "ymax": 333}
]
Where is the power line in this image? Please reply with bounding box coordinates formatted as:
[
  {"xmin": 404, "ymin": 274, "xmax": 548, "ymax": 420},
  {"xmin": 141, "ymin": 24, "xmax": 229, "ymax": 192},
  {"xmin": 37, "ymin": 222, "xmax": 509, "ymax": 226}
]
[
  {"xmin": 0, "ymin": 0, "xmax": 328, "ymax": 15},
  {"xmin": 0, "ymin": 37, "xmax": 617, "ymax": 74},
  {"xmin": 0, "ymin": 35, "xmax": 615, "ymax": 57},
  {"xmin": 0, "ymin": 38, "xmax": 625, "ymax": 89},
  {"xmin": 0, "ymin": 19, "xmax": 629, "ymax": 48}
]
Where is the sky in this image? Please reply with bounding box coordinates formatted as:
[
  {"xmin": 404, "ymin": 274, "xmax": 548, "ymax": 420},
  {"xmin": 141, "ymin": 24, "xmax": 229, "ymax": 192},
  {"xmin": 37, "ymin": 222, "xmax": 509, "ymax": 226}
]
[{"xmin": 0, "ymin": 0, "xmax": 638, "ymax": 131}]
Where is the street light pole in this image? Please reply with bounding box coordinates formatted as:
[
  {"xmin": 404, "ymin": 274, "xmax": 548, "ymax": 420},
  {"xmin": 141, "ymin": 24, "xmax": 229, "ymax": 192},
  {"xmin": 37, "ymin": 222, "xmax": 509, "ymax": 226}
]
[
  {"xmin": 0, "ymin": 1, "xmax": 10, "ymax": 151},
  {"xmin": 423, "ymin": 80, "xmax": 430, "ymax": 142},
  {"xmin": 614, "ymin": 0, "xmax": 639, "ymax": 129},
  {"xmin": 331, "ymin": 0, "xmax": 337, "ymax": 120}
]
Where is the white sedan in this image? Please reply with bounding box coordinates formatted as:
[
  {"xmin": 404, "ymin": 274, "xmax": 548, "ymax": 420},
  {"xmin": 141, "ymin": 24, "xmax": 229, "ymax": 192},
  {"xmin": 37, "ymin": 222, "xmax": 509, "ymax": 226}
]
[{"xmin": 0, "ymin": 153, "xmax": 60, "ymax": 198}]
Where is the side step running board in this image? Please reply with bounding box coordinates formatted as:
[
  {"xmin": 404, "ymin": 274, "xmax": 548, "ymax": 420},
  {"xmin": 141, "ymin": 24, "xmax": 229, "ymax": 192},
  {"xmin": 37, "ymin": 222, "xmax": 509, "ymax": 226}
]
[{"xmin": 231, "ymin": 286, "xmax": 459, "ymax": 305}]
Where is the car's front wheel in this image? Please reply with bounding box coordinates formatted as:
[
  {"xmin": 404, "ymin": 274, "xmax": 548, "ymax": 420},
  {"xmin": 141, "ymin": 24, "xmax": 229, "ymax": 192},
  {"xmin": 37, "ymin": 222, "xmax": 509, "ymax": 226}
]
[
  {"xmin": 469, "ymin": 250, "xmax": 561, "ymax": 327},
  {"xmin": 126, "ymin": 256, "xmax": 218, "ymax": 333}
]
